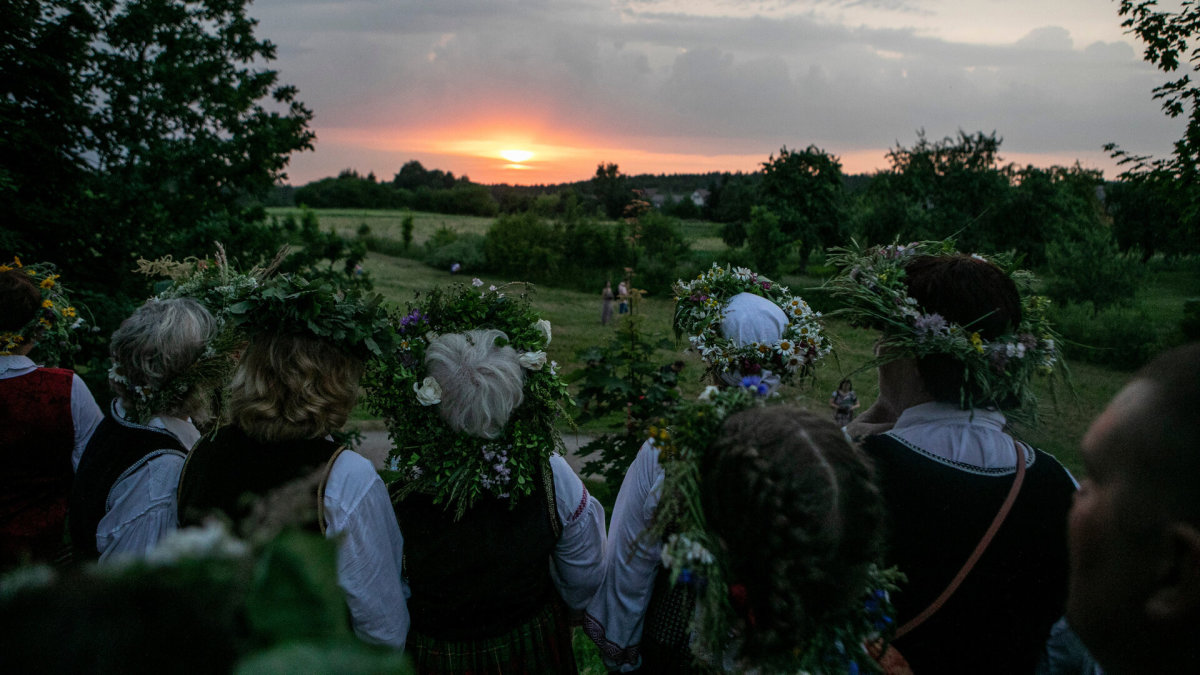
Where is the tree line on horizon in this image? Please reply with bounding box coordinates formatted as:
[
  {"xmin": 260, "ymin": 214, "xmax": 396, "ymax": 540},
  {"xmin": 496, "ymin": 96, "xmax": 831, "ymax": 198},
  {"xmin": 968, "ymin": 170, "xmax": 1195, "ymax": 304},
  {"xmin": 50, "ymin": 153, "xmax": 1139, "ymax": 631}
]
[{"xmin": 3, "ymin": 0, "xmax": 1198, "ymax": 380}]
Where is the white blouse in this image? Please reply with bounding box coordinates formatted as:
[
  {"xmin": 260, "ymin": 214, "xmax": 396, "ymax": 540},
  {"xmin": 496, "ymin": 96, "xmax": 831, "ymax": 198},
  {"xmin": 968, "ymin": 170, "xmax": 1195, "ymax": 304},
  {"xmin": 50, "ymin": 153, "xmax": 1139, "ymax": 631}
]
[
  {"xmin": 96, "ymin": 404, "xmax": 199, "ymax": 561},
  {"xmin": 583, "ymin": 439, "xmax": 664, "ymax": 672}
]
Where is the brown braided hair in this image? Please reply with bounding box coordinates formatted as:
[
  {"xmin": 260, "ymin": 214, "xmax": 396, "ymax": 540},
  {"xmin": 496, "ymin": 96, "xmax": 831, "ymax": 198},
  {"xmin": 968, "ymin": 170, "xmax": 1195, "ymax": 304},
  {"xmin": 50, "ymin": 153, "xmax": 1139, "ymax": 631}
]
[{"xmin": 699, "ymin": 406, "xmax": 885, "ymax": 661}]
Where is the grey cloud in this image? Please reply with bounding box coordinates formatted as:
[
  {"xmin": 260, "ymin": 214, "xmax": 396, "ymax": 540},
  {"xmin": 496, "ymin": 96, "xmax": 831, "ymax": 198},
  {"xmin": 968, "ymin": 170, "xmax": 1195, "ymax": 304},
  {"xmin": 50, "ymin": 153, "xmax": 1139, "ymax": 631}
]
[{"xmin": 250, "ymin": 0, "xmax": 1178, "ymax": 178}]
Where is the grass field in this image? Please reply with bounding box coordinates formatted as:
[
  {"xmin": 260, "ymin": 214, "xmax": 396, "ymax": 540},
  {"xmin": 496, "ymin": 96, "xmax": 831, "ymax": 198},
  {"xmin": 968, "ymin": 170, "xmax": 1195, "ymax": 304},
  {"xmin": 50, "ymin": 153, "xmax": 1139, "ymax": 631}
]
[
  {"xmin": 280, "ymin": 207, "xmax": 1194, "ymax": 673},
  {"xmin": 278, "ymin": 206, "xmax": 1195, "ymax": 479}
]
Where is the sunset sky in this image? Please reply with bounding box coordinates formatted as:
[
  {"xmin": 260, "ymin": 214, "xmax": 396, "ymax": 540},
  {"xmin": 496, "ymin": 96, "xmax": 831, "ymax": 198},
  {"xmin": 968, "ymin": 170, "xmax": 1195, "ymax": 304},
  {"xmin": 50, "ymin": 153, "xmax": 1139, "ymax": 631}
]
[{"xmin": 251, "ymin": 0, "xmax": 1185, "ymax": 186}]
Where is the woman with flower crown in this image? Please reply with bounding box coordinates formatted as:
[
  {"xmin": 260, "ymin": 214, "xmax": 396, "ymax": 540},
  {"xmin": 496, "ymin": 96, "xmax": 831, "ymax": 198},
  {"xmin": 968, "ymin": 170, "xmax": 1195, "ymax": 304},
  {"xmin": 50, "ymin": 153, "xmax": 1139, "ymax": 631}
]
[
  {"xmin": 70, "ymin": 297, "xmax": 235, "ymax": 561},
  {"xmin": 176, "ymin": 276, "xmax": 409, "ymax": 650},
  {"xmin": 364, "ymin": 283, "xmax": 606, "ymax": 673},
  {"xmin": 581, "ymin": 264, "xmax": 909, "ymax": 674},
  {"xmin": 0, "ymin": 261, "xmax": 103, "ymax": 569},
  {"xmin": 828, "ymin": 242, "xmax": 1077, "ymax": 674}
]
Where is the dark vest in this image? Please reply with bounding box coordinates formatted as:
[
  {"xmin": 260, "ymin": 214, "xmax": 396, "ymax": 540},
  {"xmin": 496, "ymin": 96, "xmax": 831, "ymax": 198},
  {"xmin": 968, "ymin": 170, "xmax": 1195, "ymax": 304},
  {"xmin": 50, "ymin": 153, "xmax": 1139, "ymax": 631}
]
[
  {"xmin": 393, "ymin": 461, "xmax": 561, "ymax": 641},
  {"xmin": 0, "ymin": 368, "xmax": 75, "ymax": 568},
  {"xmin": 176, "ymin": 425, "xmax": 338, "ymax": 532},
  {"xmin": 69, "ymin": 403, "xmax": 188, "ymax": 560},
  {"xmin": 863, "ymin": 432, "xmax": 1076, "ymax": 675}
]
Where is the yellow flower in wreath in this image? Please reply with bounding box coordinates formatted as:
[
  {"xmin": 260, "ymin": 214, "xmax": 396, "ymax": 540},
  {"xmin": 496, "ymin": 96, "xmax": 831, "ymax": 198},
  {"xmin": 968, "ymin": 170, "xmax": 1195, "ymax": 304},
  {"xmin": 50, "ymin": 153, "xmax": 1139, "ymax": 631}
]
[
  {"xmin": 970, "ymin": 332, "xmax": 984, "ymax": 354},
  {"xmin": 42, "ymin": 299, "xmax": 54, "ymax": 309}
]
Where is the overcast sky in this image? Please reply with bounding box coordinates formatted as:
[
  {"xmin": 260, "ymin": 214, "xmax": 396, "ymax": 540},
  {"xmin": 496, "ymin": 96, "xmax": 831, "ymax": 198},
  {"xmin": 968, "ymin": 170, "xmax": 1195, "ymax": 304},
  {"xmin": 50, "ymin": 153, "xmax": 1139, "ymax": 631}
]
[{"xmin": 251, "ymin": 0, "xmax": 1184, "ymax": 185}]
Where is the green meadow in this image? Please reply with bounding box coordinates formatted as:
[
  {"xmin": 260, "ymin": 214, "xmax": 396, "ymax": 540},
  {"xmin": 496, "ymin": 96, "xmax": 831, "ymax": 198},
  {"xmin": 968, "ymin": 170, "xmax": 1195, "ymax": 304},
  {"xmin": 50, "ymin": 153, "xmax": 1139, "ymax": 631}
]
[{"xmin": 261, "ymin": 207, "xmax": 1193, "ymax": 478}]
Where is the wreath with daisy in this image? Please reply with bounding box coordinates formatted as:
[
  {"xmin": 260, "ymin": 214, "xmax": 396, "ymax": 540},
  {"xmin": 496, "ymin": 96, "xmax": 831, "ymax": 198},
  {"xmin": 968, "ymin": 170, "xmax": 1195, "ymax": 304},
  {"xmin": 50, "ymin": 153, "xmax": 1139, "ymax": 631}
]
[
  {"xmin": 362, "ymin": 280, "xmax": 573, "ymax": 519},
  {"xmin": 672, "ymin": 263, "xmax": 831, "ymax": 385}
]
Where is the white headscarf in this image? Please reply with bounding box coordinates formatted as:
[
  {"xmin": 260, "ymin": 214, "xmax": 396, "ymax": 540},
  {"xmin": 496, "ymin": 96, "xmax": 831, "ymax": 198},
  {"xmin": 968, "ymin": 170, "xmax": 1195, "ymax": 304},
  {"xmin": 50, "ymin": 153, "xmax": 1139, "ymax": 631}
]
[{"xmin": 715, "ymin": 292, "xmax": 788, "ymax": 394}]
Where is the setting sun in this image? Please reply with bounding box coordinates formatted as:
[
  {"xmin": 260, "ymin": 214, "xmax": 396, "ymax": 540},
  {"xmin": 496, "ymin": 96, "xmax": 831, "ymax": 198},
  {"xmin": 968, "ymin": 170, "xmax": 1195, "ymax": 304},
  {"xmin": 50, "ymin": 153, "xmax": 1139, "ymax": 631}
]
[{"xmin": 499, "ymin": 149, "xmax": 534, "ymax": 163}]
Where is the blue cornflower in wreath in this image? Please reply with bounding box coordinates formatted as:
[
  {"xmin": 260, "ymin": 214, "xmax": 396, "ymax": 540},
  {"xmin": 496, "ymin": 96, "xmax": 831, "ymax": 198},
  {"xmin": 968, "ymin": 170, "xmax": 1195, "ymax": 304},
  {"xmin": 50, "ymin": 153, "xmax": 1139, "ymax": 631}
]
[
  {"xmin": 362, "ymin": 283, "xmax": 572, "ymax": 519},
  {"xmin": 673, "ymin": 263, "xmax": 831, "ymax": 390}
]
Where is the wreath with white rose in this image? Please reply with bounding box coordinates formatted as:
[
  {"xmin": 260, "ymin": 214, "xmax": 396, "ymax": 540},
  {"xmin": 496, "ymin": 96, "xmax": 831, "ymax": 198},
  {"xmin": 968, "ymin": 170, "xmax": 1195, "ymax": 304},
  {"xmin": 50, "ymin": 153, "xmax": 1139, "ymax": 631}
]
[{"xmin": 362, "ymin": 280, "xmax": 573, "ymax": 519}]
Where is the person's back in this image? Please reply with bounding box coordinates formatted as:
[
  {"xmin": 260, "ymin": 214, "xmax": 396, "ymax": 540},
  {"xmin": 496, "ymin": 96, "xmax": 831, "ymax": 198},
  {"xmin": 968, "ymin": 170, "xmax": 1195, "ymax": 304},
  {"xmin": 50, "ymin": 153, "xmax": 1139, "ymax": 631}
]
[
  {"xmin": 830, "ymin": 244, "xmax": 1075, "ymax": 673},
  {"xmin": 0, "ymin": 264, "xmax": 101, "ymax": 568}
]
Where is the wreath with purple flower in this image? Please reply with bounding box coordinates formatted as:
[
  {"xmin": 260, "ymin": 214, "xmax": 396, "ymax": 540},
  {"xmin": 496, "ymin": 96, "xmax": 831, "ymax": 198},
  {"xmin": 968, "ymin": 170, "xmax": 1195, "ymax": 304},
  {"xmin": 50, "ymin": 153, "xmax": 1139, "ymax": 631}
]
[{"xmin": 672, "ymin": 263, "xmax": 831, "ymax": 386}]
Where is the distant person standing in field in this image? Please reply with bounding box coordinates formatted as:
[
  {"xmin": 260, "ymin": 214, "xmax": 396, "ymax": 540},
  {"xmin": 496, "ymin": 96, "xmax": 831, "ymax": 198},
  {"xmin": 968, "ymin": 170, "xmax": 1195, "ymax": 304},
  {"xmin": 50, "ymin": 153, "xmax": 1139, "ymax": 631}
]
[
  {"xmin": 830, "ymin": 378, "xmax": 860, "ymax": 426},
  {"xmin": 617, "ymin": 279, "xmax": 630, "ymax": 315},
  {"xmin": 601, "ymin": 281, "xmax": 614, "ymax": 325}
]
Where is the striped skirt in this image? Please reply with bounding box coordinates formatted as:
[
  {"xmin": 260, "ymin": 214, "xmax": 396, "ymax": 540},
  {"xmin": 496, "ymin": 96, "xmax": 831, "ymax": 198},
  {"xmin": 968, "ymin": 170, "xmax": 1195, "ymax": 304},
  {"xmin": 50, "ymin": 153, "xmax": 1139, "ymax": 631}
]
[{"xmin": 407, "ymin": 600, "xmax": 577, "ymax": 674}]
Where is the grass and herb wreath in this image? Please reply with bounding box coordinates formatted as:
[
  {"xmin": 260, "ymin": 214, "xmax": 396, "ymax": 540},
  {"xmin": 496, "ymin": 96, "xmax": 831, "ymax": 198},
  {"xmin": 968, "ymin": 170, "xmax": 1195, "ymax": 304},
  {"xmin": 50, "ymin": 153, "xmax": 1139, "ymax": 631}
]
[
  {"xmin": 673, "ymin": 263, "xmax": 832, "ymax": 385},
  {"xmin": 362, "ymin": 280, "xmax": 572, "ymax": 519},
  {"xmin": 826, "ymin": 239, "xmax": 1065, "ymax": 414}
]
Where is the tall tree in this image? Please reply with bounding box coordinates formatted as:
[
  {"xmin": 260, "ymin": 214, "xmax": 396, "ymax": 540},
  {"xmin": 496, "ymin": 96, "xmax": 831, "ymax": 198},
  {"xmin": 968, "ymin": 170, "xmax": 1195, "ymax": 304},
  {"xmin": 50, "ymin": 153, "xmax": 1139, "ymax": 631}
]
[
  {"xmin": 856, "ymin": 130, "xmax": 1010, "ymax": 253},
  {"xmin": 0, "ymin": 0, "xmax": 314, "ymax": 362},
  {"xmin": 1104, "ymin": 0, "xmax": 1200, "ymax": 254},
  {"xmin": 1, "ymin": 0, "xmax": 314, "ymax": 347},
  {"xmin": 591, "ymin": 162, "xmax": 632, "ymax": 220},
  {"xmin": 759, "ymin": 145, "xmax": 846, "ymax": 269}
]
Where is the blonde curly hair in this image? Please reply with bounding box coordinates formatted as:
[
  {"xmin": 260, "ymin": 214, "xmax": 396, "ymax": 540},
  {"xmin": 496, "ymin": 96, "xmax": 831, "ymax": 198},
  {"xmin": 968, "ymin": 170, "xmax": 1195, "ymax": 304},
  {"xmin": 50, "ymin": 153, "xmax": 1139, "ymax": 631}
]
[{"xmin": 231, "ymin": 333, "xmax": 363, "ymax": 442}]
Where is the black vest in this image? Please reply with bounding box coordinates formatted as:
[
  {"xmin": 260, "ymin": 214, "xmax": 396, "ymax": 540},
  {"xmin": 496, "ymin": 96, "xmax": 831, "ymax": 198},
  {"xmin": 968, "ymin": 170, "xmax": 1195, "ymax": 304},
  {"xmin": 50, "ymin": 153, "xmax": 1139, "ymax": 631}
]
[
  {"xmin": 177, "ymin": 425, "xmax": 337, "ymax": 532},
  {"xmin": 70, "ymin": 408, "xmax": 188, "ymax": 560},
  {"xmin": 393, "ymin": 461, "xmax": 561, "ymax": 641},
  {"xmin": 862, "ymin": 432, "xmax": 1076, "ymax": 675}
]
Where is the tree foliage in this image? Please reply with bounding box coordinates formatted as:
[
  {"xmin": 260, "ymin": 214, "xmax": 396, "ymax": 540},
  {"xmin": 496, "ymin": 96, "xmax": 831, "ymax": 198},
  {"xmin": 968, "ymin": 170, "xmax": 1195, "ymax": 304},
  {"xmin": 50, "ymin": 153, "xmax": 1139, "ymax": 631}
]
[
  {"xmin": 759, "ymin": 145, "xmax": 846, "ymax": 268},
  {"xmin": 1104, "ymin": 0, "xmax": 1200, "ymax": 252},
  {"xmin": 592, "ymin": 162, "xmax": 632, "ymax": 220},
  {"xmin": 2, "ymin": 0, "xmax": 314, "ymax": 355}
]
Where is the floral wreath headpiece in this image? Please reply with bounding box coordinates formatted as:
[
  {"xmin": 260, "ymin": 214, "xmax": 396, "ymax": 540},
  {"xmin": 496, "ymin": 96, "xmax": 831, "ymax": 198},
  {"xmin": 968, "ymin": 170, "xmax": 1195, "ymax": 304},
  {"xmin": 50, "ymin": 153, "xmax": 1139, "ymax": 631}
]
[
  {"xmin": 0, "ymin": 257, "xmax": 86, "ymax": 366},
  {"xmin": 108, "ymin": 246, "xmax": 282, "ymax": 426},
  {"xmin": 363, "ymin": 280, "xmax": 572, "ymax": 519},
  {"xmin": 673, "ymin": 263, "xmax": 831, "ymax": 386},
  {"xmin": 826, "ymin": 239, "xmax": 1064, "ymax": 413},
  {"xmin": 228, "ymin": 272, "xmax": 395, "ymax": 361},
  {"xmin": 648, "ymin": 384, "xmax": 904, "ymax": 672}
]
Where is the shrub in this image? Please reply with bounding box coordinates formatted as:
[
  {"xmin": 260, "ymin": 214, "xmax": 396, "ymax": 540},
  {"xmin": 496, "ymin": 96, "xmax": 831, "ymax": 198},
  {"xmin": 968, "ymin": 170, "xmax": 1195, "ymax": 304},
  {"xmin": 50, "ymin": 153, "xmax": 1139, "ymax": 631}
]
[
  {"xmin": 484, "ymin": 212, "xmax": 562, "ymax": 282},
  {"xmin": 745, "ymin": 206, "xmax": 792, "ymax": 278},
  {"xmin": 1055, "ymin": 301, "xmax": 1164, "ymax": 369},
  {"xmin": 567, "ymin": 315, "xmax": 684, "ymax": 486},
  {"xmin": 1044, "ymin": 226, "xmax": 1144, "ymax": 311},
  {"xmin": 425, "ymin": 233, "xmax": 487, "ymax": 272},
  {"xmin": 1182, "ymin": 298, "xmax": 1200, "ymax": 341}
]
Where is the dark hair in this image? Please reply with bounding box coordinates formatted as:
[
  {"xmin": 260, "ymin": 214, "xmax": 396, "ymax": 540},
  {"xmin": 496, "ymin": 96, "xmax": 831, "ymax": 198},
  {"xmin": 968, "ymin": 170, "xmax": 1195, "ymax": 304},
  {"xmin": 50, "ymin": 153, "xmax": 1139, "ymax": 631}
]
[
  {"xmin": 699, "ymin": 406, "xmax": 885, "ymax": 660},
  {"xmin": 0, "ymin": 269, "xmax": 41, "ymax": 332},
  {"xmin": 1132, "ymin": 342, "xmax": 1200, "ymax": 521},
  {"xmin": 904, "ymin": 254, "xmax": 1022, "ymax": 407},
  {"xmin": 839, "ymin": 378, "xmax": 853, "ymax": 390}
]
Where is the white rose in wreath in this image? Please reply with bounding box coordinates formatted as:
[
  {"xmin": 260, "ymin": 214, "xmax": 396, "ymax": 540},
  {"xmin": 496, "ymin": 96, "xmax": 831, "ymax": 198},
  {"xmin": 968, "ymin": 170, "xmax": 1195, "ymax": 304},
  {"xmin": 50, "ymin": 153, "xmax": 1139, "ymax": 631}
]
[
  {"xmin": 519, "ymin": 350, "xmax": 547, "ymax": 371},
  {"xmin": 533, "ymin": 319, "xmax": 552, "ymax": 346},
  {"xmin": 698, "ymin": 385, "xmax": 720, "ymax": 402},
  {"xmin": 413, "ymin": 376, "xmax": 442, "ymax": 405}
]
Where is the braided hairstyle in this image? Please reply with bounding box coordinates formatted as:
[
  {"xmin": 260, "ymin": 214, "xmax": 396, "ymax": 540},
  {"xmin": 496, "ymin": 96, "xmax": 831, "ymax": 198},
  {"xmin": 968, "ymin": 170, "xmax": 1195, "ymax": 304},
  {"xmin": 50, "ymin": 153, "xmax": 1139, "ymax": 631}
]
[{"xmin": 699, "ymin": 406, "xmax": 885, "ymax": 661}]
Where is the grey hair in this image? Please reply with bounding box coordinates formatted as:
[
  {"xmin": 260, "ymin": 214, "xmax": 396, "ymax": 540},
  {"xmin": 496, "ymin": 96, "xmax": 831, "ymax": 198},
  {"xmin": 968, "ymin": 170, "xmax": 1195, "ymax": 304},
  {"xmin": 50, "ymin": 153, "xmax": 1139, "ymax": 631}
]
[
  {"xmin": 425, "ymin": 328, "xmax": 525, "ymax": 439},
  {"xmin": 109, "ymin": 297, "xmax": 217, "ymax": 419}
]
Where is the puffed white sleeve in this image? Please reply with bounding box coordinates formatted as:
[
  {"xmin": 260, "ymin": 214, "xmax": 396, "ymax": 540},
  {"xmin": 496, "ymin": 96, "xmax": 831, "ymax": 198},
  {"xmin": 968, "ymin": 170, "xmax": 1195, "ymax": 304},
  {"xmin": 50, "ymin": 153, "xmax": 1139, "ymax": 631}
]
[
  {"xmin": 323, "ymin": 451, "xmax": 410, "ymax": 650},
  {"xmin": 582, "ymin": 439, "xmax": 664, "ymax": 672},
  {"xmin": 548, "ymin": 454, "xmax": 607, "ymax": 609}
]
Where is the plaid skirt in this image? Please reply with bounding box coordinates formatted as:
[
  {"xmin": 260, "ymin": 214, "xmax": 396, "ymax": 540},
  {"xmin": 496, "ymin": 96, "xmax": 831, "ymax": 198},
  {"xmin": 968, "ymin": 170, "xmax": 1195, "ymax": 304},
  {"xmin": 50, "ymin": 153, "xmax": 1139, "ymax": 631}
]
[{"xmin": 407, "ymin": 599, "xmax": 577, "ymax": 675}]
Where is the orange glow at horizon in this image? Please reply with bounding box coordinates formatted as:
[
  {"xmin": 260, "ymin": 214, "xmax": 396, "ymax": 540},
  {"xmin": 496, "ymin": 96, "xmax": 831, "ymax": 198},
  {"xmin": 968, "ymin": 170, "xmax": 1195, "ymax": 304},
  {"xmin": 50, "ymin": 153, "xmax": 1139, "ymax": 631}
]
[{"xmin": 302, "ymin": 126, "xmax": 1127, "ymax": 186}]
